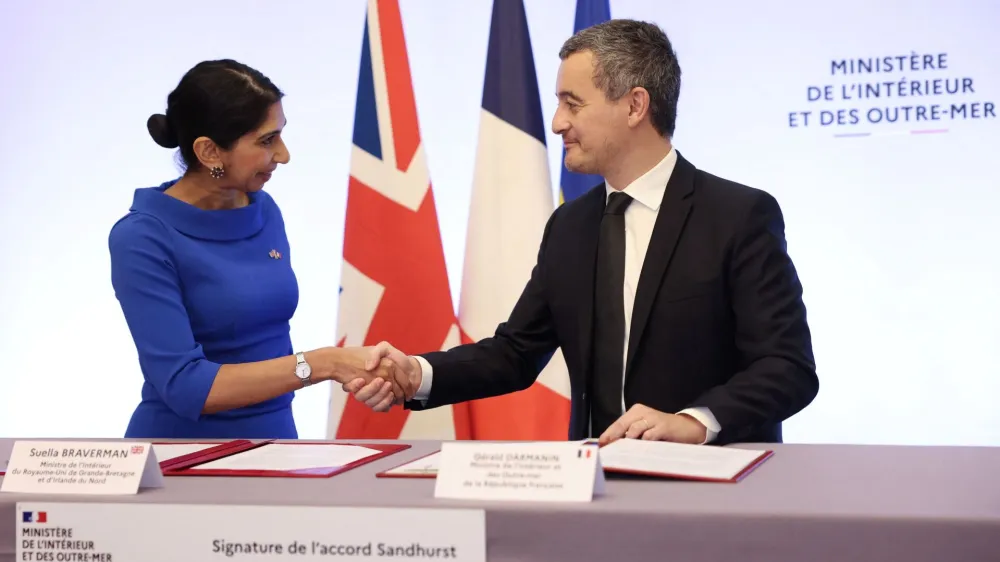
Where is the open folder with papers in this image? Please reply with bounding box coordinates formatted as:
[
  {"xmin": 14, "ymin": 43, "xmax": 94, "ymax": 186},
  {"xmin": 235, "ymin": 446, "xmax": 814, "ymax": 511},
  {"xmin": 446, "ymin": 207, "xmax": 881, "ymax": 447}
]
[
  {"xmin": 154, "ymin": 440, "xmax": 265, "ymax": 472},
  {"xmin": 597, "ymin": 439, "xmax": 773, "ymax": 482},
  {"xmin": 160, "ymin": 441, "xmax": 409, "ymax": 478}
]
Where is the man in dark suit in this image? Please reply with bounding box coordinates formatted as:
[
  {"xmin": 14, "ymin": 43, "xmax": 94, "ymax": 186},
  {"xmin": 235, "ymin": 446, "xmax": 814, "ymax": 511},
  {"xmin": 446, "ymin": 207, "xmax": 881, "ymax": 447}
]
[{"xmin": 344, "ymin": 19, "xmax": 818, "ymax": 445}]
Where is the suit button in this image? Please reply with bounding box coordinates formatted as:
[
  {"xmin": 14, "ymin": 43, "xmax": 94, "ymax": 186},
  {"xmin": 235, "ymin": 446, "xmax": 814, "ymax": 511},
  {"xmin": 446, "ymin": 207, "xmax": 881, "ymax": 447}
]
[{"xmin": 582, "ymin": 392, "xmax": 587, "ymax": 400}]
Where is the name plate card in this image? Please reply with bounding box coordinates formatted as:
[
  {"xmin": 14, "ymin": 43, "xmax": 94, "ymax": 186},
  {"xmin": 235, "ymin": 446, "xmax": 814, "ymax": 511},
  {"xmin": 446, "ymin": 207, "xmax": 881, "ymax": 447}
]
[
  {"xmin": 16, "ymin": 502, "xmax": 486, "ymax": 562},
  {"xmin": 1, "ymin": 441, "xmax": 164, "ymax": 495},
  {"xmin": 434, "ymin": 441, "xmax": 604, "ymax": 502}
]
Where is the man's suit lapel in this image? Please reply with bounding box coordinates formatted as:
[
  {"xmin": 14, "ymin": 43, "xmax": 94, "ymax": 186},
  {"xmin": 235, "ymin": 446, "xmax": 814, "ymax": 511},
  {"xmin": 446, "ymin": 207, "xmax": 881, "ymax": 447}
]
[{"xmin": 625, "ymin": 154, "xmax": 696, "ymax": 380}]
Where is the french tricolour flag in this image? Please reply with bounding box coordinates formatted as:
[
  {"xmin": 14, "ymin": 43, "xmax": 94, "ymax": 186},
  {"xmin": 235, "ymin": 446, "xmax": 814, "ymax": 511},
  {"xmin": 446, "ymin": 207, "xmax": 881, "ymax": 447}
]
[
  {"xmin": 22, "ymin": 511, "xmax": 47, "ymax": 523},
  {"xmin": 457, "ymin": 0, "xmax": 571, "ymax": 440}
]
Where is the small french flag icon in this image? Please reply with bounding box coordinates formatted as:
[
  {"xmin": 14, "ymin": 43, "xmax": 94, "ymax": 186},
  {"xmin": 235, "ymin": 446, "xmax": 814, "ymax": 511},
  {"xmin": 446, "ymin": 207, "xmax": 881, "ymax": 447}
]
[{"xmin": 22, "ymin": 511, "xmax": 47, "ymax": 523}]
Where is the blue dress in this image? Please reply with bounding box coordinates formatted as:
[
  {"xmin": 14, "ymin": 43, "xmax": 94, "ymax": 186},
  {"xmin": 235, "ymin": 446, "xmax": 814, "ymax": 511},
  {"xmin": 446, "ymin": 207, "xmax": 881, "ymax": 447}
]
[{"xmin": 108, "ymin": 180, "xmax": 299, "ymax": 439}]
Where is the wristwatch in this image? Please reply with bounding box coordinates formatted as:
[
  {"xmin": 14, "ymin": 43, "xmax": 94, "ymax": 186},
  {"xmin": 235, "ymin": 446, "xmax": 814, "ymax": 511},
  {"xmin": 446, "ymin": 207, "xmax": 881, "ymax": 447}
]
[{"xmin": 294, "ymin": 352, "xmax": 313, "ymax": 386}]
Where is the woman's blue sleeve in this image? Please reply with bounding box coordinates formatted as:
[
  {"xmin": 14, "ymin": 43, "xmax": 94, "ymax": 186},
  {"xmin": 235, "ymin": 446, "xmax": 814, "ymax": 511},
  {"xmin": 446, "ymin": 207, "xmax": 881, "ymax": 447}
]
[{"xmin": 108, "ymin": 214, "xmax": 221, "ymax": 420}]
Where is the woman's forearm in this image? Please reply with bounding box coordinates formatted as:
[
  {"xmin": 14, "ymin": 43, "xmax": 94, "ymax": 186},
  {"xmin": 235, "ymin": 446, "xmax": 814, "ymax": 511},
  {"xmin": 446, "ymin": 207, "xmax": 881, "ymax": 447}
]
[{"xmin": 202, "ymin": 347, "xmax": 374, "ymax": 414}]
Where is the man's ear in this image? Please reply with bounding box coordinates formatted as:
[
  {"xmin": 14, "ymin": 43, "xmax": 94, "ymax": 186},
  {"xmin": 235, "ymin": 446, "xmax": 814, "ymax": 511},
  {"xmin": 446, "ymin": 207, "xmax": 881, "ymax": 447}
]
[{"xmin": 626, "ymin": 87, "xmax": 651, "ymax": 129}]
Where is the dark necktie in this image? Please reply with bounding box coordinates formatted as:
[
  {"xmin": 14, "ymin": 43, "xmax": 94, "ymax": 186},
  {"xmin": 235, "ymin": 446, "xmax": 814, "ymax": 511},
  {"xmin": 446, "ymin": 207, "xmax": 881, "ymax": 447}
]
[{"xmin": 590, "ymin": 191, "xmax": 633, "ymax": 437}]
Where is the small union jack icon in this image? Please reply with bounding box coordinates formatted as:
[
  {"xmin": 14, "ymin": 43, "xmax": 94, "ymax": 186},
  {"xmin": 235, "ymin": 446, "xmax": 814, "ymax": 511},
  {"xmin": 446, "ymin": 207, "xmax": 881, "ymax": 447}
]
[{"xmin": 130, "ymin": 445, "xmax": 145, "ymax": 455}]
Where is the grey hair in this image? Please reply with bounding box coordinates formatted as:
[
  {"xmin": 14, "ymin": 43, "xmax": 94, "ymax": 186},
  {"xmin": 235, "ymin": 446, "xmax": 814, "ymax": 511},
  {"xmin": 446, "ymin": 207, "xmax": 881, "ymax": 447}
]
[{"xmin": 559, "ymin": 19, "xmax": 681, "ymax": 137}]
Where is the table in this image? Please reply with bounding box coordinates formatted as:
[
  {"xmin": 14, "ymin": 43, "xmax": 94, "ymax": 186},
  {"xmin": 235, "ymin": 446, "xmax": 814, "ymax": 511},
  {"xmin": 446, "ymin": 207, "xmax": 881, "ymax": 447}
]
[{"xmin": 2, "ymin": 439, "xmax": 999, "ymax": 561}]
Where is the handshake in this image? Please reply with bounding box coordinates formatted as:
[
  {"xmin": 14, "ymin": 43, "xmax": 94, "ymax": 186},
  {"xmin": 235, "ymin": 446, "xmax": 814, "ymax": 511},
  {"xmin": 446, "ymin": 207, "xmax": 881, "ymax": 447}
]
[{"xmin": 336, "ymin": 341, "xmax": 422, "ymax": 412}]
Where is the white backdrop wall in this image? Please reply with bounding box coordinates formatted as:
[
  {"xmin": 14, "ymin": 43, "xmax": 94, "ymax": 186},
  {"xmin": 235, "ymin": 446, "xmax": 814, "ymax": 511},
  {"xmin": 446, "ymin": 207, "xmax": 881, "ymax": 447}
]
[{"xmin": 1, "ymin": 0, "xmax": 997, "ymax": 444}]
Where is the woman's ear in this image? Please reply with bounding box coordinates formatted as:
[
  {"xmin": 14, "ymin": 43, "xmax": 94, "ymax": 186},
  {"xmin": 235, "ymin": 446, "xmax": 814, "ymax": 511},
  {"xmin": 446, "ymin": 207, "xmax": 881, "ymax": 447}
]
[{"xmin": 192, "ymin": 136, "xmax": 223, "ymax": 170}]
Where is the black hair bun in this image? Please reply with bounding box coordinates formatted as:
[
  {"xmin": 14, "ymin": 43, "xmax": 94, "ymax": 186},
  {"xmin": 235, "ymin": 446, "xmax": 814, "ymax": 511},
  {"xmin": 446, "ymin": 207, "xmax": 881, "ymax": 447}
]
[{"xmin": 147, "ymin": 113, "xmax": 179, "ymax": 148}]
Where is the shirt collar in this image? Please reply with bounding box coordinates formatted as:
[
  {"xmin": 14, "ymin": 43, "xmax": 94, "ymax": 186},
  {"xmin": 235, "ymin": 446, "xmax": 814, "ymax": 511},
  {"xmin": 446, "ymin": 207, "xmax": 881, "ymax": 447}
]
[{"xmin": 605, "ymin": 148, "xmax": 677, "ymax": 211}]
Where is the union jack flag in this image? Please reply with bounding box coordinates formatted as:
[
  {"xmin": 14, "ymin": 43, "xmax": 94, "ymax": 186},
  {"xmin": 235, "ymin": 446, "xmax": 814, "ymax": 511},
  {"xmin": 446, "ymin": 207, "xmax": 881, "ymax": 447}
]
[{"xmin": 327, "ymin": 0, "xmax": 470, "ymax": 440}]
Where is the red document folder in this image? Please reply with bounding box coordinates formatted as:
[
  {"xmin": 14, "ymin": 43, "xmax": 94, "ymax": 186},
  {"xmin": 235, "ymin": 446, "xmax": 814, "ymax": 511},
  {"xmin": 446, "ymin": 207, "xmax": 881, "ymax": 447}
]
[
  {"xmin": 154, "ymin": 439, "xmax": 272, "ymax": 474},
  {"xmin": 166, "ymin": 442, "xmax": 410, "ymax": 478},
  {"xmin": 602, "ymin": 449, "xmax": 774, "ymax": 482},
  {"xmin": 596, "ymin": 440, "xmax": 775, "ymax": 483}
]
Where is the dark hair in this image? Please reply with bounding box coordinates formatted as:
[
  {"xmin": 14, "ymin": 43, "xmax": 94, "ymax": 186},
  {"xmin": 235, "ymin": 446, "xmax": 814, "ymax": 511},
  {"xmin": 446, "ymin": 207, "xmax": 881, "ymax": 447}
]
[
  {"xmin": 559, "ymin": 19, "xmax": 681, "ymax": 137},
  {"xmin": 147, "ymin": 59, "xmax": 284, "ymax": 171}
]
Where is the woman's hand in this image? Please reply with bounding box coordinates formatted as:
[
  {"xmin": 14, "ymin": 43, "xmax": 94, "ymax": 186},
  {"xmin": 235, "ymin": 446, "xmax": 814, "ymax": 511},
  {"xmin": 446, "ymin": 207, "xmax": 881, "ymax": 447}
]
[{"xmin": 307, "ymin": 346, "xmax": 409, "ymax": 403}]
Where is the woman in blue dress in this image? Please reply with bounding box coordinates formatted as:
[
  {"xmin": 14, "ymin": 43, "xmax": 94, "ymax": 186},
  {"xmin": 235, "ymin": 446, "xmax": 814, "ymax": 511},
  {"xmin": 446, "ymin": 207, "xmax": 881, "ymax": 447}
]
[{"xmin": 109, "ymin": 59, "xmax": 398, "ymax": 439}]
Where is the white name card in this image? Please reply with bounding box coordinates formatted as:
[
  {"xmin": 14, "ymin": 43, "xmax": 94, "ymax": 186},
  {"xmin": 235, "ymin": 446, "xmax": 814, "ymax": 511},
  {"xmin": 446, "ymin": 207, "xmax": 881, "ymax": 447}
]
[
  {"xmin": 0, "ymin": 441, "xmax": 164, "ymax": 495},
  {"xmin": 16, "ymin": 502, "xmax": 486, "ymax": 562},
  {"xmin": 434, "ymin": 441, "xmax": 604, "ymax": 502}
]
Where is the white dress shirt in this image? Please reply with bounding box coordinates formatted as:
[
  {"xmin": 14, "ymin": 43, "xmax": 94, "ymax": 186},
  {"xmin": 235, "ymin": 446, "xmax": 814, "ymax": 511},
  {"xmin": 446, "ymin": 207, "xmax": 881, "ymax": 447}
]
[{"xmin": 413, "ymin": 148, "xmax": 721, "ymax": 443}]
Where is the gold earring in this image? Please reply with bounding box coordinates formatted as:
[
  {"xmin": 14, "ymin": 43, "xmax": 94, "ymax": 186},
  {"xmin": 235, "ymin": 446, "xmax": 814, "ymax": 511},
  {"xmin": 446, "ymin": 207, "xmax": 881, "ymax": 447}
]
[{"xmin": 210, "ymin": 165, "xmax": 225, "ymax": 179}]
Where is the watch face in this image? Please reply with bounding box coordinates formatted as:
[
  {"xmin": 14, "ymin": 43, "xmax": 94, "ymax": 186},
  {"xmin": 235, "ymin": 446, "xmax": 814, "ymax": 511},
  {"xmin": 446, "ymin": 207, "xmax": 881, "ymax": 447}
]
[{"xmin": 295, "ymin": 363, "xmax": 311, "ymax": 379}]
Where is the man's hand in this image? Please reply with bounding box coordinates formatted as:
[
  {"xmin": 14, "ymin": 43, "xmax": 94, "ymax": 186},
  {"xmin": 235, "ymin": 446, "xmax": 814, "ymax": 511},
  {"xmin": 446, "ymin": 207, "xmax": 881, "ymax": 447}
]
[
  {"xmin": 598, "ymin": 404, "xmax": 707, "ymax": 446},
  {"xmin": 342, "ymin": 341, "xmax": 423, "ymax": 412}
]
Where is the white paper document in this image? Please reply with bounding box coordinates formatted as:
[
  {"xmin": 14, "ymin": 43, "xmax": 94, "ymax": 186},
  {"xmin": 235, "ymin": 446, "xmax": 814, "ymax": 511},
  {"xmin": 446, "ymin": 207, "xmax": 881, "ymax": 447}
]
[
  {"xmin": 152, "ymin": 443, "xmax": 219, "ymax": 463},
  {"xmin": 382, "ymin": 451, "xmax": 441, "ymax": 476},
  {"xmin": 598, "ymin": 439, "xmax": 771, "ymax": 481},
  {"xmin": 194, "ymin": 443, "xmax": 381, "ymax": 471}
]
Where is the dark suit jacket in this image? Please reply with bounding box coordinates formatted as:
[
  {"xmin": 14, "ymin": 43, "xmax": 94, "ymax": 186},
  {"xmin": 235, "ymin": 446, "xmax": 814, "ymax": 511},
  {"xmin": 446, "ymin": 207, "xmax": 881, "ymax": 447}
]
[{"xmin": 411, "ymin": 152, "xmax": 818, "ymax": 444}]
